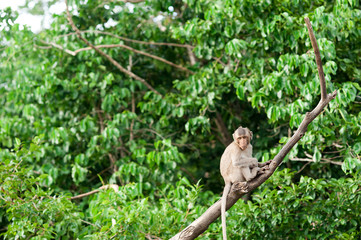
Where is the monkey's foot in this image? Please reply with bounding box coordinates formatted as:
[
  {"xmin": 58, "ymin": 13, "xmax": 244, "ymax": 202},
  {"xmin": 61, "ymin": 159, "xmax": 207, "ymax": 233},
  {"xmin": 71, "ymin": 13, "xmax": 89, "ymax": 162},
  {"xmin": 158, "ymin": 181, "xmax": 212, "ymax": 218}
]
[
  {"xmin": 232, "ymin": 182, "xmax": 249, "ymax": 193},
  {"xmin": 258, "ymin": 164, "xmax": 271, "ymax": 174},
  {"xmin": 257, "ymin": 167, "xmax": 267, "ymax": 174}
]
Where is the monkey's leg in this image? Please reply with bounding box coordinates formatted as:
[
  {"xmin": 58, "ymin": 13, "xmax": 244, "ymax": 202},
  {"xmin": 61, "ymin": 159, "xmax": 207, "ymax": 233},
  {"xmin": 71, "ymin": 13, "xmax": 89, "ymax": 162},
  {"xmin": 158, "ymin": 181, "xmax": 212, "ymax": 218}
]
[
  {"xmin": 242, "ymin": 167, "xmax": 254, "ymax": 182},
  {"xmin": 250, "ymin": 167, "xmax": 260, "ymax": 178}
]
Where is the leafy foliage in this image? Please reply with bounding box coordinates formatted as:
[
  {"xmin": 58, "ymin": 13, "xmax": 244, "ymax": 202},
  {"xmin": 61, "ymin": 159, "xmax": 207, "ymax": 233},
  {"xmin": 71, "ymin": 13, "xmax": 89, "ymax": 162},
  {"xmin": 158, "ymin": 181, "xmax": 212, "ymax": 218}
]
[{"xmin": 1, "ymin": 0, "xmax": 361, "ymax": 239}]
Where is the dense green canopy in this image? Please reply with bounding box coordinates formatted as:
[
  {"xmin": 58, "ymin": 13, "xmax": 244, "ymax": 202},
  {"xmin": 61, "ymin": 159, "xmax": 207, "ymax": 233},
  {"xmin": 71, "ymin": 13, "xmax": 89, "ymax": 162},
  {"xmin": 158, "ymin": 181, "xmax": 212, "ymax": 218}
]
[{"xmin": 1, "ymin": 0, "xmax": 360, "ymax": 239}]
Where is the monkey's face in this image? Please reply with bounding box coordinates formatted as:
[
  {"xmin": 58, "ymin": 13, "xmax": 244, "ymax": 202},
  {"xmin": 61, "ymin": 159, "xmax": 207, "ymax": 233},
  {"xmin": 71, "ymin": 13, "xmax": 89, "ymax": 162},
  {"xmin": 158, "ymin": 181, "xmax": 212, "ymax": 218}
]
[{"xmin": 235, "ymin": 135, "xmax": 249, "ymax": 151}]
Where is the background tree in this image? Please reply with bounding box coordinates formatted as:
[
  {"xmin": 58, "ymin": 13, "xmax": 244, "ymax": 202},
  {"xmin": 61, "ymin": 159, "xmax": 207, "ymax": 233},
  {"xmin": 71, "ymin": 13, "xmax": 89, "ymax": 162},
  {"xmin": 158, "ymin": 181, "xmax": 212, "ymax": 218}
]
[{"xmin": 1, "ymin": 0, "xmax": 360, "ymax": 239}]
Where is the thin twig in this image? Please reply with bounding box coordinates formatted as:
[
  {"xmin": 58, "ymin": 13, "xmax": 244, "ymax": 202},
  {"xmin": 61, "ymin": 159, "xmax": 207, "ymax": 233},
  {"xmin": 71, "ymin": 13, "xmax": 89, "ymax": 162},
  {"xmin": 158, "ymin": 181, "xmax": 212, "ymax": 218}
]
[
  {"xmin": 70, "ymin": 184, "xmax": 119, "ymax": 200},
  {"xmin": 212, "ymin": 56, "xmax": 226, "ymax": 66},
  {"xmin": 80, "ymin": 219, "xmax": 100, "ymax": 228},
  {"xmin": 135, "ymin": 128, "xmax": 165, "ymax": 139},
  {"xmin": 89, "ymin": 167, "xmax": 112, "ymax": 182},
  {"xmin": 296, "ymin": 162, "xmax": 311, "ymax": 174},
  {"xmin": 74, "ymin": 44, "xmax": 193, "ymax": 73},
  {"xmin": 33, "ymin": 44, "xmax": 52, "ymax": 49},
  {"xmin": 39, "ymin": 40, "xmax": 76, "ymax": 56},
  {"xmin": 70, "ymin": 189, "xmax": 100, "ymax": 200},
  {"xmin": 289, "ymin": 157, "xmax": 343, "ymax": 166},
  {"xmin": 40, "ymin": 38, "xmax": 193, "ymax": 72},
  {"xmin": 57, "ymin": 30, "xmax": 193, "ymax": 48}
]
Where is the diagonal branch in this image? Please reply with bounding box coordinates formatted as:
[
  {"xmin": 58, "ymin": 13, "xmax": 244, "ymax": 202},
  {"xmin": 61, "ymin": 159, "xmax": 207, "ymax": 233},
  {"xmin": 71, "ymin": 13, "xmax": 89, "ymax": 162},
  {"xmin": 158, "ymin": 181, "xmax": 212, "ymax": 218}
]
[
  {"xmin": 170, "ymin": 17, "xmax": 337, "ymax": 240},
  {"xmin": 74, "ymin": 44, "xmax": 194, "ymax": 74},
  {"xmin": 305, "ymin": 18, "xmax": 327, "ymax": 100},
  {"xmin": 70, "ymin": 184, "xmax": 119, "ymax": 200},
  {"xmin": 38, "ymin": 40, "xmax": 193, "ymax": 73},
  {"xmin": 57, "ymin": 30, "xmax": 194, "ymax": 49},
  {"xmin": 64, "ymin": 0, "xmax": 162, "ymax": 96}
]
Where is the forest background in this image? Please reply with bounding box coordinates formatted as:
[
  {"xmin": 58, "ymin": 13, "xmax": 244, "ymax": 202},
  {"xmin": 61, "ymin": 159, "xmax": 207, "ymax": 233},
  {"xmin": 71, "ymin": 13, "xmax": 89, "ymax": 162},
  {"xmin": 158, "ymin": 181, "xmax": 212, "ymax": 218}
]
[{"xmin": 0, "ymin": 0, "xmax": 361, "ymax": 239}]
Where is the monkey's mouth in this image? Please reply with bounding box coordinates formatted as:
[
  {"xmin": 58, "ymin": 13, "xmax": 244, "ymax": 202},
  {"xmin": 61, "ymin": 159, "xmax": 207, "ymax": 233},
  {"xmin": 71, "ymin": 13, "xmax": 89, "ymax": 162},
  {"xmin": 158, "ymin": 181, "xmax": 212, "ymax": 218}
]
[{"xmin": 238, "ymin": 144, "xmax": 247, "ymax": 150}]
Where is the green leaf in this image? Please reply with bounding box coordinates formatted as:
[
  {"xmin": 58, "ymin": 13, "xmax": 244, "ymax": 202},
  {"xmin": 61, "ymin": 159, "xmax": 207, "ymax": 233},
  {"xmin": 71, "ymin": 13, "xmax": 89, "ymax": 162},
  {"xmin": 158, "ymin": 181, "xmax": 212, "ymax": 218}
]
[
  {"xmin": 313, "ymin": 147, "xmax": 321, "ymax": 163},
  {"xmin": 225, "ymin": 39, "xmax": 247, "ymax": 57}
]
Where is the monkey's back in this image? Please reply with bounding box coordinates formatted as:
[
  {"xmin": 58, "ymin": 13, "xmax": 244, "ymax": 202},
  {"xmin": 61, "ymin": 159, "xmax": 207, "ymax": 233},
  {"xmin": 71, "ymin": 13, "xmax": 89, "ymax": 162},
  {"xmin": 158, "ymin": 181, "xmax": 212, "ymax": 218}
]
[{"xmin": 220, "ymin": 142, "xmax": 246, "ymax": 183}]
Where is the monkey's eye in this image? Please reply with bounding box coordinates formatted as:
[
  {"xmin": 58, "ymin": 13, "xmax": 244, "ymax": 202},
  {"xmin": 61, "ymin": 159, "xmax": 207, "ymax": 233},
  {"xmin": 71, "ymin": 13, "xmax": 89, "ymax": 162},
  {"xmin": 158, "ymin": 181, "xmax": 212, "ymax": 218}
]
[{"xmin": 237, "ymin": 136, "xmax": 247, "ymax": 140}]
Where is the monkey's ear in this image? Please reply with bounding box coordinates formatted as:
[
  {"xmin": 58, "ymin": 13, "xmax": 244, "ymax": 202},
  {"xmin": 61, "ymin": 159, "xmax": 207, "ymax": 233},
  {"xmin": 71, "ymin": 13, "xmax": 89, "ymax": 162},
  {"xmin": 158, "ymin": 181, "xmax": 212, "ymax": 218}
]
[
  {"xmin": 232, "ymin": 133, "xmax": 235, "ymax": 141},
  {"xmin": 248, "ymin": 129, "xmax": 253, "ymax": 140}
]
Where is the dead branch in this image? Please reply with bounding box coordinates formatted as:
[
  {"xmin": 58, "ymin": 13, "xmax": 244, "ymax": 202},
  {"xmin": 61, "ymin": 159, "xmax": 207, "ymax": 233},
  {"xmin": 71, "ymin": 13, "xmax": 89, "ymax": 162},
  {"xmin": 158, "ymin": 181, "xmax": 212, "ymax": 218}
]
[
  {"xmin": 80, "ymin": 219, "xmax": 100, "ymax": 228},
  {"xmin": 57, "ymin": 30, "xmax": 193, "ymax": 49},
  {"xmin": 33, "ymin": 44, "xmax": 52, "ymax": 50},
  {"xmin": 305, "ymin": 19, "xmax": 327, "ymax": 100},
  {"xmin": 296, "ymin": 162, "xmax": 311, "ymax": 174},
  {"xmin": 64, "ymin": 0, "xmax": 162, "ymax": 96},
  {"xmin": 38, "ymin": 40, "xmax": 76, "ymax": 56},
  {"xmin": 289, "ymin": 157, "xmax": 343, "ymax": 166},
  {"xmin": 170, "ymin": 17, "xmax": 337, "ymax": 240},
  {"xmin": 70, "ymin": 184, "xmax": 119, "ymax": 200},
  {"xmin": 74, "ymin": 44, "xmax": 193, "ymax": 73}
]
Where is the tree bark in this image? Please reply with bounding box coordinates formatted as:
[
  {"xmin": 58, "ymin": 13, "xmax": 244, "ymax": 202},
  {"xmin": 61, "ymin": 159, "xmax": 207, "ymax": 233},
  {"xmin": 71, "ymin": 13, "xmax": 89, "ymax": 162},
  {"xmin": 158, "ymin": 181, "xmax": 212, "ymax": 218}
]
[{"xmin": 170, "ymin": 17, "xmax": 337, "ymax": 240}]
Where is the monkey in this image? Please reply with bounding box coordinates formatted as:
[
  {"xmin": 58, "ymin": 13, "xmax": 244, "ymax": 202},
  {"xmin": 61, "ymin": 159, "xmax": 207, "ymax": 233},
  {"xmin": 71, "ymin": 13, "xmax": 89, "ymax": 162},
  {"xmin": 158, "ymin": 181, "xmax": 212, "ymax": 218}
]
[{"xmin": 220, "ymin": 126, "xmax": 270, "ymax": 240}]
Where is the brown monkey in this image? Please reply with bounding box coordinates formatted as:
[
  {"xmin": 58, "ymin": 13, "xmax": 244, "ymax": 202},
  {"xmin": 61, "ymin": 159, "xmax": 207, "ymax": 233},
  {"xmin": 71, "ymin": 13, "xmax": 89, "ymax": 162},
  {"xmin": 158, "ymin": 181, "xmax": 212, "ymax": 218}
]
[{"xmin": 220, "ymin": 126, "xmax": 268, "ymax": 240}]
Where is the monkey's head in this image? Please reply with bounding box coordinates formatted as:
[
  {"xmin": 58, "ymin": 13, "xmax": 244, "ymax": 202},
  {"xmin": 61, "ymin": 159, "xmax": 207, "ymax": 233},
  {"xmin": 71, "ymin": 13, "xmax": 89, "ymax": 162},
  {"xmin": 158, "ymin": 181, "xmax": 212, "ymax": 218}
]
[{"xmin": 233, "ymin": 126, "xmax": 253, "ymax": 151}]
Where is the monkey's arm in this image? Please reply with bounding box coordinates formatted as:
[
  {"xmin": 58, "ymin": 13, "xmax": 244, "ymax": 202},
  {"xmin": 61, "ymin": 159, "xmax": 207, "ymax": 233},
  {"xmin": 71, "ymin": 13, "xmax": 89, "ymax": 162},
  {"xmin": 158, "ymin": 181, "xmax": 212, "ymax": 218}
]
[{"xmin": 232, "ymin": 157, "xmax": 258, "ymax": 168}]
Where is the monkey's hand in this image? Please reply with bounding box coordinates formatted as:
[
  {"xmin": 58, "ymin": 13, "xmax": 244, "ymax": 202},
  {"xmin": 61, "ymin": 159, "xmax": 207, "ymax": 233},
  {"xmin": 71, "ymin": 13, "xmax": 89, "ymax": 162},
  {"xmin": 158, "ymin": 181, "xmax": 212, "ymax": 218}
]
[{"xmin": 258, "ymin": 160, "xmax": 272, "ymax": 168}]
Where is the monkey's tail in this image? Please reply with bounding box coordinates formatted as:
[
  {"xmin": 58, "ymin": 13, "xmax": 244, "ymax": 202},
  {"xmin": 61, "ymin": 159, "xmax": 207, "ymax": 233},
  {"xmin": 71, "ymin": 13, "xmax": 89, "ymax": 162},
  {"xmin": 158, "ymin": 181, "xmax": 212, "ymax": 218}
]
[{"xmin": 221, "ymin": 183, "xmax": 231, "ymax": 240}]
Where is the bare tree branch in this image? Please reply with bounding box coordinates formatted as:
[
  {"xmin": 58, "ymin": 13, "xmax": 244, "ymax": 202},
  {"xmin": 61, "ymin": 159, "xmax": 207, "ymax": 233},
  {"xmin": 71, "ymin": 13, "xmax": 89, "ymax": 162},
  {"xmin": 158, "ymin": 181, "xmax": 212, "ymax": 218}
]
[
  {"xmin": 296, "ymin": 162, "xmax": 311, "ymax": 174},
  {"xmin": 71, "ymin": 184, "xmax": 119, "ymax": 200},
  {"xmin": 57, "ymin": 30, "xmax": 193, "ymax": 49},
  {"xmin": 170, "ymin": 17, "xmax": 337, "ymax": 240},
  {"xmin": 38, "ymin": 40, "xmax": 76, "ymax": 56},
  {"xmin": 305, "ymin": 18, "xmax": 327, "ymax": 100},
  {"xmin": 289, "ymin": 157, "xmax": 343, "ymax": 166},
  {"xmin": 74, "ymin": 44, "xmax": 194, "ymax": 73},
  {"xmin": 64, "ymin": 0, "xmax": 162, "ymax": 96}
]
